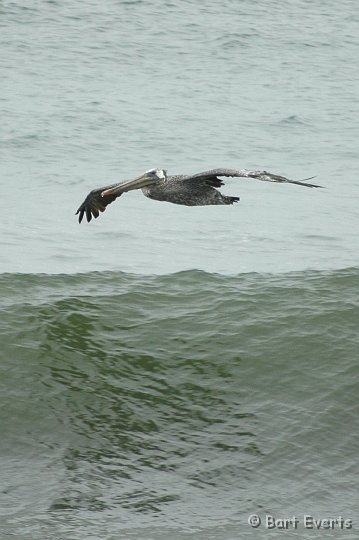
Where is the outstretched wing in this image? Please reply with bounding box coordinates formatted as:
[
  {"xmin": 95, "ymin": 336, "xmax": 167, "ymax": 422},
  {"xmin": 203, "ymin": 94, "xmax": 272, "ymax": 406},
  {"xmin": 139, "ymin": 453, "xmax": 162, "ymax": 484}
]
[
  {"xmin": 76, "ymin": 182, "xmax": 122, "ymax": 223},
  {"xmin": 182, "ymin": 168, "xmax": 322, "ymax": 188}
]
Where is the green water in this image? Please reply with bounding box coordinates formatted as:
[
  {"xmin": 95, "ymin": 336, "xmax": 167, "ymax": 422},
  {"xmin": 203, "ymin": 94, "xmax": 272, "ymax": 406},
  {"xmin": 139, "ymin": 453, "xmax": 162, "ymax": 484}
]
[{"xmin": 1, "ymin": 269, "xmax": 358, "ymax": 538}]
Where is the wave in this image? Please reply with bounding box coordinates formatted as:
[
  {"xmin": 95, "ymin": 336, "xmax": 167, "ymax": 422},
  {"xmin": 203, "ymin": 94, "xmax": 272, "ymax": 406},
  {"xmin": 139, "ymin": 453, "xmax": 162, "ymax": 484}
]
[
  {"xmin": 1, "ymin": 265, "xmax": 359, "ymax": 303},
  {"xmin": 1, "ymin": 267, "xmax": 358, "ymax": 373},
  {"xmin": 1, "ymin": 267, "xmax": 358, "ymax": 533}
]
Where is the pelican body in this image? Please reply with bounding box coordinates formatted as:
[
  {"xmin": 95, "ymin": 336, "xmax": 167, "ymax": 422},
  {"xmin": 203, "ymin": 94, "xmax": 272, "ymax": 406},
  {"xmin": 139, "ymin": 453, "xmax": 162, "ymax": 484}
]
[{"xmin": 76, "ymin": 167, "xmax": 321, "ymax": 223}]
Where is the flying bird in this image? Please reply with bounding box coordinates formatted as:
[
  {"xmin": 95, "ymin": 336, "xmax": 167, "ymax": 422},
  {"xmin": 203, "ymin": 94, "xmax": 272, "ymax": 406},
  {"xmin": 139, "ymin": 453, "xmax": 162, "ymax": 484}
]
[{"xmin": 76, "ymin": 167, "xmax": 322, "ymax": 223}]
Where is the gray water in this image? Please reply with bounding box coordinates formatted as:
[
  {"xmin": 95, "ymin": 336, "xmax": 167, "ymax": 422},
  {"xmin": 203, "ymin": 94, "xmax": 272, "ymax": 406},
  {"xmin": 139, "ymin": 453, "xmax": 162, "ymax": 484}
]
[
  {"xmin": 1, "ymin": 1, "xmax": 359, "ymax": 539},
  {"xmin": 2, "ymin": 0, "xmax": 359, "ymax": 275}
]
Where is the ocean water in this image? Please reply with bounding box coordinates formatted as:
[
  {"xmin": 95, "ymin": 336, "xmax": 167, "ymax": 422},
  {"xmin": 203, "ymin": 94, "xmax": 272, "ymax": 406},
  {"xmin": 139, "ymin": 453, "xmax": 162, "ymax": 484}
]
[
  {"xmin": 1, "ymin": 269, "xmax": 358, "ymax": 539},
  {"xmin": 1, "ymin": 0, "xmax": 359, "ymax": 538}
]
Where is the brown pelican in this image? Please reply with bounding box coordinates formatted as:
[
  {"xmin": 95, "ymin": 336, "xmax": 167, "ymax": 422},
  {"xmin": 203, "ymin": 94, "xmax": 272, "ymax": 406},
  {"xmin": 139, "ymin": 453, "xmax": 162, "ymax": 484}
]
[{"xmin": 76, "ymin": 167, "xmax": 322, "ymax": 223}]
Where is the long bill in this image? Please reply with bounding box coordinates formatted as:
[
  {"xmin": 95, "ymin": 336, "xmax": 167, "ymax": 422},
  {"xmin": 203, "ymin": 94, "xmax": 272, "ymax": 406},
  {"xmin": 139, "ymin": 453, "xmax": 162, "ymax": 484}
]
[{"xmin": 101, "ymin": 174, "xmax": 156, "ymax": 197}]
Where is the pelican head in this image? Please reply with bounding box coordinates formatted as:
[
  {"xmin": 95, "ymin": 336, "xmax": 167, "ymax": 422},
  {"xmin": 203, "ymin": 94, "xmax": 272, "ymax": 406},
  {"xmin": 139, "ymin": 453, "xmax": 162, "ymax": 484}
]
[{"xmin": 144, "ymin": 168, "xmax": 167, "ymax": 182}]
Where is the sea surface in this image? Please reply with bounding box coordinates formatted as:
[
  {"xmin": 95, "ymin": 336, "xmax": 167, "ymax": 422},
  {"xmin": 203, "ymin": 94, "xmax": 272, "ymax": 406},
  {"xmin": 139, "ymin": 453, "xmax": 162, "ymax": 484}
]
[{"xmin": 1, "ymin": 0, "xmax": 359, "ymax": 539}]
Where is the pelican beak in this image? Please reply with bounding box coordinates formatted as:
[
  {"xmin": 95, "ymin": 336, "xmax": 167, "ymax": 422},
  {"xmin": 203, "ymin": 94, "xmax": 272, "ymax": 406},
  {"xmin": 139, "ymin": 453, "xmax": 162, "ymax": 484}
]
[{"xmin": 101, "ymin": 173, "xmax": 157, "ymax": 197}]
